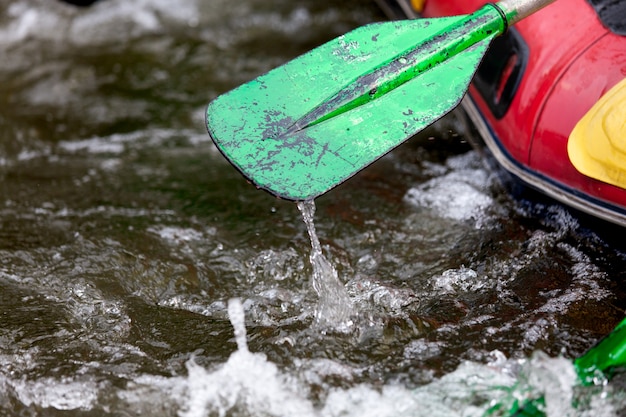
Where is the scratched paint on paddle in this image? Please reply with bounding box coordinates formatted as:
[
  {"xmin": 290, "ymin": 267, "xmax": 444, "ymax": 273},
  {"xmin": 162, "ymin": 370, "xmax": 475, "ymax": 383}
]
[{"xmin": 206, "ymin": 6, "xmax": 506, "ymax": 200}]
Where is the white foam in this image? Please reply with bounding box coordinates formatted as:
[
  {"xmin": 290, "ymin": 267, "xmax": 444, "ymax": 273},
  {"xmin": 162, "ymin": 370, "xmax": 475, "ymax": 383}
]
[
  {"xmin": 174, "ymin": 297, "xmax": 619, "ymax": 417},
  {"xmin": 177, "ymin": 342, "xmax": 519, "ymax": 417},
  {"xmin": 246, "ymin": 248, "xmax": 305, "ymax": 282},
  {"xmin": 403, "ymin": 339, "xmax": 444, "ymax": 360},
  {"xmin": 431, "ymin": 267, "xmax": 486, "ymax": 294},
  {"xmin": 77, "ymin": 0, "xmax": 197, "ymax": 45},
  {"xmin": 0, "ymin": 0, "xmax": 203, "ymax": 54},
  {"xmin": 148, "ymin": 226, "xmax": 204, "ymax": 244},
  {"xmin": 3, "ymin": 375, "xmax": 99, "ymax": 411},
  {"xmin": 0, "ymin": 2, "xmax": 67, "ymax": 44},
  {"xmin": 179, "ymin": 298, "xmax": 314, "ymax": 417},
  {"xmin": 59, "ymin": 137, "xmax": 125, "ymax": 154},
  {"xmin": 518, "ymin": 351, "xmax": 580, "ymax": 416},
  {"xmin": 181, "ymin": 351, "xmax": 313, "ymax": 417},
  {"xmin": 404, "ymin": 152, "xmax": 493, "ymax": 225},
  {"xmin": 57, "ymin": 129, "xmax": 209, "ymax": 155},
  {"xmin": 347, "ymin": 277, "xmax": 419, "ymax": 313},
  {"xmin": 321, "ymin": 361, "xmax": 513, "ymax": 417}
]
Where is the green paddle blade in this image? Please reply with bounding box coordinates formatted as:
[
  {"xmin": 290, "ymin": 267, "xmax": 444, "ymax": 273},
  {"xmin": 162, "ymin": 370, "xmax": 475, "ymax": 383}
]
[
  {"xmin": 575, "ymin": 316, "xmax": 626, "ymax": 385},
  {"xmin": 206, "ymin": 5, "xmax": 505, "ymax": 200}
]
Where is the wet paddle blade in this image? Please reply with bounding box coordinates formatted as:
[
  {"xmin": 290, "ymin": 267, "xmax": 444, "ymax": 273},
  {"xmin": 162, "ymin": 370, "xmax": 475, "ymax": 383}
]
[{"xmin": 206, "ymin": 9, "xmax": 503, "ymax": 200}]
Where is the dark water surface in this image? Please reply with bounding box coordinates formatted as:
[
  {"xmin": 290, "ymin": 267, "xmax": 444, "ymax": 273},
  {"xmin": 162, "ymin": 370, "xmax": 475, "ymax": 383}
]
[{"xmin": 1, "ymin": 0, "xmax": 626, "ymax": 415}]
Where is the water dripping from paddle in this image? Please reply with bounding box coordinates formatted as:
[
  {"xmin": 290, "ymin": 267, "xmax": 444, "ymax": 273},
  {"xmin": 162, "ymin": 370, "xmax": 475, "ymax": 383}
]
[{"xmin": 297, "ymin": 200, "xmax": 354, "ymax": 331}]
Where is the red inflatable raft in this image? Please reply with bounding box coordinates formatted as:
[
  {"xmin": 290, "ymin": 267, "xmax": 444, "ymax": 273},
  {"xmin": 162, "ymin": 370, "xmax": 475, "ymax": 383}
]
[{"xmin": 376, "ymin": 0, "xmax": 626, "ymax": 227}]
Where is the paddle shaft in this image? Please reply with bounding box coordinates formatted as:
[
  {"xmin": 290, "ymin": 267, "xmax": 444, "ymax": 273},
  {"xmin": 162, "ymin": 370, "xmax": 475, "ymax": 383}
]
[{"xmin": 496, "ymin": 0, "xmax": 558, "ymax": 25}]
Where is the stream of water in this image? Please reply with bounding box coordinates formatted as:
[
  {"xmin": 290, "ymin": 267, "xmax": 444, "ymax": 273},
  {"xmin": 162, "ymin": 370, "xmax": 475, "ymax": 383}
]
[
  {"xmin": 297, "ymin": 200, "xmax": 354, "ymax": 330},
  {"xmin": 1, "ymin": 0, "xmax": 626, "ymax": 415}
]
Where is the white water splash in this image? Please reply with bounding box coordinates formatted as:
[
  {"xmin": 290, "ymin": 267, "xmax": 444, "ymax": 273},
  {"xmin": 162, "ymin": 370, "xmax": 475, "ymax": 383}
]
[
  {"xmin": 2, "ymin": 300, "xmax": 620, "ymax": 416},
  {"xmin": 6, "ymin": 376, "xmax": 100, "ymax": 411},
  {"xmin": 179, "ymin": 308, "xmax": 618, "ymax": 417},
  {"xmin": 297, "ymin": 200, "xmax": 354, "ymax": 329},
  {"xmin": 180, "ymin": 298, "xmax": 316, "ymax": 417},
  {"xmin": 227, "ymin": 298, "xmax": 248, "ymax": 353},
  {"xmin": 404, "ymin": 151, "xmax": 494, "ymax": 227}
]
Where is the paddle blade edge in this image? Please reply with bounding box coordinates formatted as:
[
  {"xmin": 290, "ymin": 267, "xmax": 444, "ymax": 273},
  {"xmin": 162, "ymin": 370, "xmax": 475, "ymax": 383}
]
[{"xmin": 207, "ymin": 21, "xmax": 493, "ymax": 200}]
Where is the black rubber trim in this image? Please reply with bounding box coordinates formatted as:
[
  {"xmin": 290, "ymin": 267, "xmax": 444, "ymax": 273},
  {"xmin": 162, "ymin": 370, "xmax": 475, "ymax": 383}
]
[
  {"xmin": 473, "ymin": 28, "xmax": 529, "ymax": 119},
  {"xmin": 587, "ymin": 0, "xmax": 626, "ymax": 36}
]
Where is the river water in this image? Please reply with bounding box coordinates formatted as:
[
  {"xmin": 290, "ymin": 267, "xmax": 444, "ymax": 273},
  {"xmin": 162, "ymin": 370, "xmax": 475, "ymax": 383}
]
[{"xmin": 1, "ymin": 0, "xmax": 626, "ymax": 415}]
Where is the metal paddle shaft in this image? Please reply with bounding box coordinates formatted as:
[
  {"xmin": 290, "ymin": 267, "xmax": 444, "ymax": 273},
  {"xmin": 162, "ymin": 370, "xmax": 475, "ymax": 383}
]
[
  {"xmin": 206, "ymin": 0, "xmax": 557, "ymax": 201},
  {"xmin": 497, "ymin": 0, "xmax": 558, "ymax": 25}
]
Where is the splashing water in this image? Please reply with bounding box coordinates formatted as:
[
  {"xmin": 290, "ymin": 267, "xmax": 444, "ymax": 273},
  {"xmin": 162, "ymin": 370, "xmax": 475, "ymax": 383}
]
[
  {"xmin": 297, "ymin": 200, "xmax": 354, "ymax": 330},
  {"xmin": 181, "ymin": 298, "xmax": 317, "ymax": 417},
  {"xmin": 228, "ymin": 298, "xmax": 248, "ymax": 353},
  {"xmin": 177, "ymin": 299, "xmax": 619, "ymax": 417}
]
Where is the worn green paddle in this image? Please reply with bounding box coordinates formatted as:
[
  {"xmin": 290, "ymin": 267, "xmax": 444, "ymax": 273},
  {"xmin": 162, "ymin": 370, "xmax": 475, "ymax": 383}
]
[{"xmin": 206, "ymin": 0, "xmax": 556, "ymax": 200}]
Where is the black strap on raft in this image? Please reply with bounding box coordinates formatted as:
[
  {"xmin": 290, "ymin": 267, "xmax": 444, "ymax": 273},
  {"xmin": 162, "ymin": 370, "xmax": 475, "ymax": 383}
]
[{"xmin": 587, "ymin": 0, "xmax": 626, "ymax": 36}]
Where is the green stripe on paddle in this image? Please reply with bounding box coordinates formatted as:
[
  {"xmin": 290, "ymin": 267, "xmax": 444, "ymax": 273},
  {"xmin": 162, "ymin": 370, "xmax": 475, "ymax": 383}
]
[{"xmin": 206, "ymin": 0, "xmax": 555, "ymax": 200}]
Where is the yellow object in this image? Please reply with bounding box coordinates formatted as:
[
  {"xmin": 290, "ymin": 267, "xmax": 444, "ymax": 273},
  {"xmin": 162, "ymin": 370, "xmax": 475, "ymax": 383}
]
[
  {"xmin": 410, "ymin": 0, "xmax": 426, "ymax": 13},
  {"xmin": 568, "ymin": 77, "xmax": 626, "ymax": 189}
]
